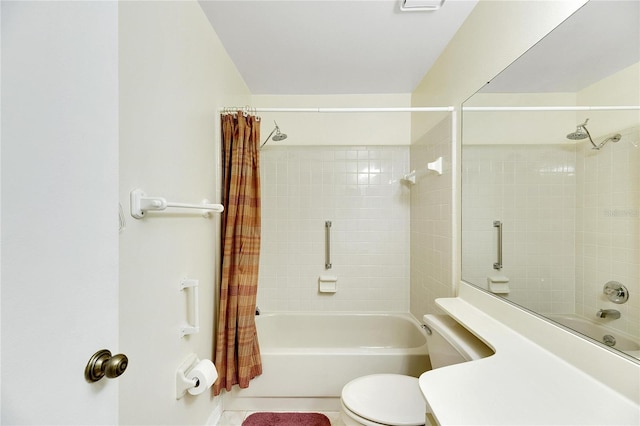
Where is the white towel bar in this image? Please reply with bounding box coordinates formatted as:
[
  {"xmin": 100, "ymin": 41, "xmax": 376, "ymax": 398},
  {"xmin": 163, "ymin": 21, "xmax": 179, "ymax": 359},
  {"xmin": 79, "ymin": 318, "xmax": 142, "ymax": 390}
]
[{"xmin": 130, "ymin": 188, "xmax": 224, "ymax": 219}]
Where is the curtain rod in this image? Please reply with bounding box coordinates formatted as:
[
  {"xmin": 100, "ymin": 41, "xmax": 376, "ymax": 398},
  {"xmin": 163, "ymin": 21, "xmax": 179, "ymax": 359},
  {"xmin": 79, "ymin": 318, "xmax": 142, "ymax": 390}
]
[
  {"xmin": 463, "ymin": 106, "xmax": 640, "ymax": 112},
  {"xmin": 220, "ymin": 106, "xmax": 454, "ymax": 113}
]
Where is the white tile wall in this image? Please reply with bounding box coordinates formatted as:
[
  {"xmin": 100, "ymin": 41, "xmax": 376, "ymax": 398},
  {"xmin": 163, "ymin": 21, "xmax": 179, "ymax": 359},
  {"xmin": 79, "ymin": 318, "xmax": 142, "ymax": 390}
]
[
  {"xmin": 575, "ymin": 126, "xmax": 640, "ymax": 338},
  {"xmin": 462, "ymin": 126, "xmax": 639, "ymax": 343},
  {"xmin": 259, "ymin": 146, "xmax": 410, "ymax": 312},
  {"xmin": 462, "ymin": 144, "xmax": 577, "ymax": 314},
  {"xmin": 410, "ymin": 116, "xmax": 455, "ymax": 318}
]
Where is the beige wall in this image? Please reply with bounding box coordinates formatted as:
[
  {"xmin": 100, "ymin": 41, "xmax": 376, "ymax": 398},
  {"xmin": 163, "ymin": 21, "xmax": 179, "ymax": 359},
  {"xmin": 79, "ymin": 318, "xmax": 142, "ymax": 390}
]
[
  {"xmin": 457, "ymin": 61, "xmax": 640, "ymax": 146},
  {"xmin": 577, "ymin": 61, "xmax": 640, "ymax": 137},
  {"xmin": 411, "ymin": 0, "xmax": 587, "ymax": 140},
  {"xmin": 253, "ymin": 94, "xmax": 412, "ymax": 146},
  {"xmin": 118, "ymin": 2, "xmax": 250, "ymax": 424},
  {"xmin": 463, "ymin": 92, "xmax": 578, "ymax": 145}
]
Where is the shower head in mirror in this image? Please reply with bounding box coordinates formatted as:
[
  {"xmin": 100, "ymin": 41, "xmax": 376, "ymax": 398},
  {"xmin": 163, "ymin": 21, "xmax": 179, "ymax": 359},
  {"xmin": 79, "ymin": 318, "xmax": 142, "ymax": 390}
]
[
  {"xmin": 566, "ymin": 118, "xmax": 621, "ymax": 150},
  {"xmin": 566, "ymin": 119, "xmax": 590, "ymax": 140}
]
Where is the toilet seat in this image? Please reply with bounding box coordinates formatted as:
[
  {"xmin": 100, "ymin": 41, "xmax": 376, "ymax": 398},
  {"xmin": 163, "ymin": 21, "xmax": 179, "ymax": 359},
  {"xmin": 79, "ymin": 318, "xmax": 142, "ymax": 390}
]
[{"xmin": 341, "ymin": 374, "xmax": 425, "ymax": 426}]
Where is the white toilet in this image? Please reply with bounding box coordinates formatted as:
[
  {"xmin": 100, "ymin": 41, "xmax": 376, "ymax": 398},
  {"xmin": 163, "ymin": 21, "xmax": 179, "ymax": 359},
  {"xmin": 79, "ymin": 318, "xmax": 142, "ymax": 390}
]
[{"xmin": 340, "ymin": 314, "xmax": 493, "ymax": 426}]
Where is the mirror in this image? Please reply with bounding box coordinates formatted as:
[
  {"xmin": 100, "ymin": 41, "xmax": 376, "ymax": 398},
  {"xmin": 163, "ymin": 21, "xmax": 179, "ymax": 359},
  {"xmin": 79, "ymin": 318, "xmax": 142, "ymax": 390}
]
[{"xmin": 461, "ymin": 0, "xmax": 640, "ymax": 361}]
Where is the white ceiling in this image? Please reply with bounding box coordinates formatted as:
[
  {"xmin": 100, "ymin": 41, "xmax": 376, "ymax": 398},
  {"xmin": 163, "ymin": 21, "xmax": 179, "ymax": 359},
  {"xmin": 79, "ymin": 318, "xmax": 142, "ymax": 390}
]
[
  {"xmin": 199, "ymin": 0, "xmax": 639, "ymax": 96},
  {"xmin": 198, "ymin": 0, "xmax": 478, "ymax": 95}
]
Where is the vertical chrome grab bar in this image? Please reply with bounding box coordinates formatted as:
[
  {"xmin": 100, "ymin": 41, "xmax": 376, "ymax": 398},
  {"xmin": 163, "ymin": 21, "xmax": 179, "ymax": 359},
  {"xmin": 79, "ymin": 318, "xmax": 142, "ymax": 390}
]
[
  {"xmin": 493, "ymin": 220, "xmax": 502, "ymax": 270},
  {"xmin": 325, "ymin": 221, "xmax": 332, "ymax": 269}
]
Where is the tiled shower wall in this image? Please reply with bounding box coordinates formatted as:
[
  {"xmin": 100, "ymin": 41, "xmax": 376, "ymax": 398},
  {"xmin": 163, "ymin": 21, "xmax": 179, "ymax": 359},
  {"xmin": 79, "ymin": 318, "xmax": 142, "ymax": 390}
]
[
  {"xmin": 409, "ymin": 116, "xmax": 455, "ymax": 318},
  {"xmin": 575, "ymin": 126, "xmax": 640, "ymax": 337},
  {"xmin": 462, "ymin": 144, "xmax": 577, "ymax": 314},
  {"xmin": 462, "ymin": 126, "xmax": 639, "ymax": 340},
  {"xmin": 258, "ymin": 146, "xmax": 410, "ymax": 312}
]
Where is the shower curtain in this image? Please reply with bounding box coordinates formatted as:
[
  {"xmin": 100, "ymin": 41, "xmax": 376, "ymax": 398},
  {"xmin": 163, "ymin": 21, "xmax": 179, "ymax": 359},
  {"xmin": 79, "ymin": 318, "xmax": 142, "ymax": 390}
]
[{"xmin": 213, "ymin": 112, "xmax": 262, "ymax": 394}]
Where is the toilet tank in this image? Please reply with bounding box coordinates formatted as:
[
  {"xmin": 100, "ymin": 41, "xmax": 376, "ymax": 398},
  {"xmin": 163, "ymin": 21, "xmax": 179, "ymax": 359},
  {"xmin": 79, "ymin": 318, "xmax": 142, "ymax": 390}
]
[{"xmin": 423, "ymin": 314, "xmax": 494, "ymax": 369}]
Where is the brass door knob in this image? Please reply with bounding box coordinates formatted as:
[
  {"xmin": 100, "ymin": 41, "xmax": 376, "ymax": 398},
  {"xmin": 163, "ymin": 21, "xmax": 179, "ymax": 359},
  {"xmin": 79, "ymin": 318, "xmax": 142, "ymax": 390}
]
[{"xmin": 85, "ymin": 349, "xmax": 129, "ymax": 382}]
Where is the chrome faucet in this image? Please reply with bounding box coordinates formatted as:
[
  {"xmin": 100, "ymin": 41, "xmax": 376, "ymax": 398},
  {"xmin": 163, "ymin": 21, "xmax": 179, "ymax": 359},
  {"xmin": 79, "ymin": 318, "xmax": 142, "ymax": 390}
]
[{"xmin": 596, "ymin": 309, "xmax": 621, "ymax": 319}]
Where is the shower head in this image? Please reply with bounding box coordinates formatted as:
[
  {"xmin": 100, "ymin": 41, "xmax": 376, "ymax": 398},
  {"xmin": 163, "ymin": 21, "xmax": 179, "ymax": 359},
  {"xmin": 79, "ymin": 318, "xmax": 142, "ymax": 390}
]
[
  {"xmin": 566, "ymin": 119, "xmax": 590, "ymax": 140},
  {"xmin": 566, "ymin": 128, "xmax": 589, "ymax": 140},
  {"xmin": 272, "ymin": 125, "xmax": 287, "ymax": 142},
  {"xmin": 566, "ymin": 118, "xmax": 621, "ymax": 150},
  {"xmin": 260, "ymin": 121, "xmax": 287, "ymax": 148}
]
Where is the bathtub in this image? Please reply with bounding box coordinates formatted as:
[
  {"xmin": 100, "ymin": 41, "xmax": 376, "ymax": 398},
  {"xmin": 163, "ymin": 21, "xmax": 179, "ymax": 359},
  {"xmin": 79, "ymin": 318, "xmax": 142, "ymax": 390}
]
[
  {"xmin": 547, "ymin": 314, "xmax": 640, "ymax": 360},
  {"xmin": 225, "ymin": 312, "xmax": 430, "ymax": 410}
]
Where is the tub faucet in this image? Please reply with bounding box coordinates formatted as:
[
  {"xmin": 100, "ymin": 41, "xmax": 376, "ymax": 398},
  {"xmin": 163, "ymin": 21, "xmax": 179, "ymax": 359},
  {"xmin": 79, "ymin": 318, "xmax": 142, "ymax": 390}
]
[{"xmin": 596, "ymin": 309, "xmax": 621, "ymax": 319}]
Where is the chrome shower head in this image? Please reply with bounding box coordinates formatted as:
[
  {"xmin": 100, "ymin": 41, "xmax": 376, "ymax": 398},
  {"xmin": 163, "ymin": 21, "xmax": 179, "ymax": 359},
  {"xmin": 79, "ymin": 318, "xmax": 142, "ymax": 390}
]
[
  {"xmin": 260, "ymin": 121, "xmax": 287, "ymax": 149},
  {"xmin": 565, "ymin": 118, "xmax": 622, "ymax": 150},
  {"xmin": 566, "ymin": 128, "xmax": 589, "ymax": 140},
  {"xmin": 567, "ymin": 119, "xmax": 590, "ymax": 140},
  {"xmin": 271, "ymin": 123, "xmax": 287, "ymax": 142}
]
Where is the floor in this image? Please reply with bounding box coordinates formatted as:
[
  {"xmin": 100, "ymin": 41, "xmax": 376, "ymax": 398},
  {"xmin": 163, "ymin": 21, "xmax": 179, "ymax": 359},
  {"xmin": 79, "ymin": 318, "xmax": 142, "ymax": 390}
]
[{"xmin": 217, "ymin": 411, "xmax": 346, "ymax": 426}]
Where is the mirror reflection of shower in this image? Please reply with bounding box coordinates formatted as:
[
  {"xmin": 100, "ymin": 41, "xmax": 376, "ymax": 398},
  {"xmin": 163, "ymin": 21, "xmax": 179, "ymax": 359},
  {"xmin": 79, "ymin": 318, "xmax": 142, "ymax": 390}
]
[
  {"xmin": 566, "ymin": 118, "xmax": 622, "ymax": 150},
  {"xmin": 260, "ymin": 121, "xmax": 287, "ymax": 149}
]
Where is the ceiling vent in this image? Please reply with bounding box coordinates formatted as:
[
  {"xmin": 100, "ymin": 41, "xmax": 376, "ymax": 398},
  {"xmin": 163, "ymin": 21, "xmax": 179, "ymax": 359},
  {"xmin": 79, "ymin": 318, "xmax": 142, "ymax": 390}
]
[{"xmin": 400, "ymin": 0, "xmax": 446, "ymax": 12}]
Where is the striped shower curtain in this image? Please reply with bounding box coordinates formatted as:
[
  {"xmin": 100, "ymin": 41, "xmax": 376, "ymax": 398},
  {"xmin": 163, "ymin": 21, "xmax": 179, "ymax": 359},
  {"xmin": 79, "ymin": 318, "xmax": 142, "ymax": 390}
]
[{"xmin": 213, "ymin": 112, "xmax": 262, "ymax": 394}]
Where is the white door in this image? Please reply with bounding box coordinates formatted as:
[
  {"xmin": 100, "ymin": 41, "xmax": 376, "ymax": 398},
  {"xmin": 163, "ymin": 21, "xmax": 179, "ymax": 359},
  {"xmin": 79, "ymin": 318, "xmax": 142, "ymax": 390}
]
[{"xmin": 1, "ymin": 2, "xmax": 120, "ymax": 423}]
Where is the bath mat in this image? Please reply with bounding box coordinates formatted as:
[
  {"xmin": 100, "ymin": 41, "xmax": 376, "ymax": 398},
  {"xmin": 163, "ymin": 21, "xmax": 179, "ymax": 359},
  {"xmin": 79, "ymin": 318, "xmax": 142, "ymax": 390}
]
[{"xmin": 242, "ymin": 412, "xmax": 331, "ymax": 426}]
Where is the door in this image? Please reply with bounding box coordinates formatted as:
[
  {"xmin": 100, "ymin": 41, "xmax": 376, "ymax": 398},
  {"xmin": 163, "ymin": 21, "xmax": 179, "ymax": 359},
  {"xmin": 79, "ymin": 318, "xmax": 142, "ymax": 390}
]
[{"xmin": 1, "ymin": 2, "xmax": 120, "ymax": 423}]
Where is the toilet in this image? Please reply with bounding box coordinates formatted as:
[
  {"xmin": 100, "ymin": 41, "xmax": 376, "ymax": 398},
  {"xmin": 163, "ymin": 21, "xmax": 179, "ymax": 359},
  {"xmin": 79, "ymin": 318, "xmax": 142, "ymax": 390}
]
[{"xmin": 340, "ymin": 314, "xmax": 494, "ymax": 426}]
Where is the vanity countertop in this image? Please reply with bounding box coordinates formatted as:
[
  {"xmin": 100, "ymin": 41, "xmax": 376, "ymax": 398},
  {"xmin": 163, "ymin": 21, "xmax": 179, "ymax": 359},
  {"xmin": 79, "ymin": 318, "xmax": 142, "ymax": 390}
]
[{"xmin": 419, "ymin": 294, "xmax": 640, "ymax": 425}]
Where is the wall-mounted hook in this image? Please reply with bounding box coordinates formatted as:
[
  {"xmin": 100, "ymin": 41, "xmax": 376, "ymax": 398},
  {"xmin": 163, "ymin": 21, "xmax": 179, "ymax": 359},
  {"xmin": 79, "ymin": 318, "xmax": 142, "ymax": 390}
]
[
  {"xmin": 401, "ymin": 171, "xmax": 417, "ymax": 185},
  {"xmin": 427, "ymin": 156, "xmax": 443, "ymax": 175},
  {"xmin": 399, "ymin": 156, "xmax": 443, "ymax": 185}
]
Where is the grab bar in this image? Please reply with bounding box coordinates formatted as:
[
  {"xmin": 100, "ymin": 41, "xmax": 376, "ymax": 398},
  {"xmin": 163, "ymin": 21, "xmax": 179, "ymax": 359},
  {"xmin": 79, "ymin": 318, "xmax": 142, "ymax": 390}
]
[
  {"xmin": 325, "ymin": 220, "xmax": 332, "ymax": 269},
  {"xmin": 493, "ymin": 220, "xmax": 503, "ymax": 270},
  {"xmin": 180, "ymin": 278, "xmax": 199, "ymax": 337},
  {"xmin": 130, "ymin": 188, "xmax": 224, "ymax": 219}
]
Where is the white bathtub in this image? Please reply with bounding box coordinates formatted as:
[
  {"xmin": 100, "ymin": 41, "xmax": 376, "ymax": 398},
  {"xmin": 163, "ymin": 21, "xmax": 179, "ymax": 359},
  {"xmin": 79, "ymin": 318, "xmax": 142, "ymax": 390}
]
[
  {"xmin": 547, "ymin": 314, "xmax": 640, "ymax": 360},
  {"xmin": 225, "ymin": 312, "xmax": 430, "ymax": 410}
]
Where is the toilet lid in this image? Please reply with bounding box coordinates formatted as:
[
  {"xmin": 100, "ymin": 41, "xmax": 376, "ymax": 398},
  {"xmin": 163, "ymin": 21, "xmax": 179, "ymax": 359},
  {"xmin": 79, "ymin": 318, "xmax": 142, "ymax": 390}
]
[{"xmin": 341, "ymin": 374, "xmax": 425, "ymax": 426}]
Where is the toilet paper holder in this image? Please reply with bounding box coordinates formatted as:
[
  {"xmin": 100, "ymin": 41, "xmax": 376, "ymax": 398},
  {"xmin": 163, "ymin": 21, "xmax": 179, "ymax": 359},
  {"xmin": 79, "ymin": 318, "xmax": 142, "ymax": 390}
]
[{"xmin": 176, "ymin": 354, "xmax": 200, "ymax": 399}]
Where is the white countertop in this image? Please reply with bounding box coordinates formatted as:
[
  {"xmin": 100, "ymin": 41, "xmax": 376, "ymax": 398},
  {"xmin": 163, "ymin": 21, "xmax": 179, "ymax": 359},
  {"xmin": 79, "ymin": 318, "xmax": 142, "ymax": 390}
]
[{"xmin": 419, "ymin": 295, "xmax": 640, "ymax": 425}]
